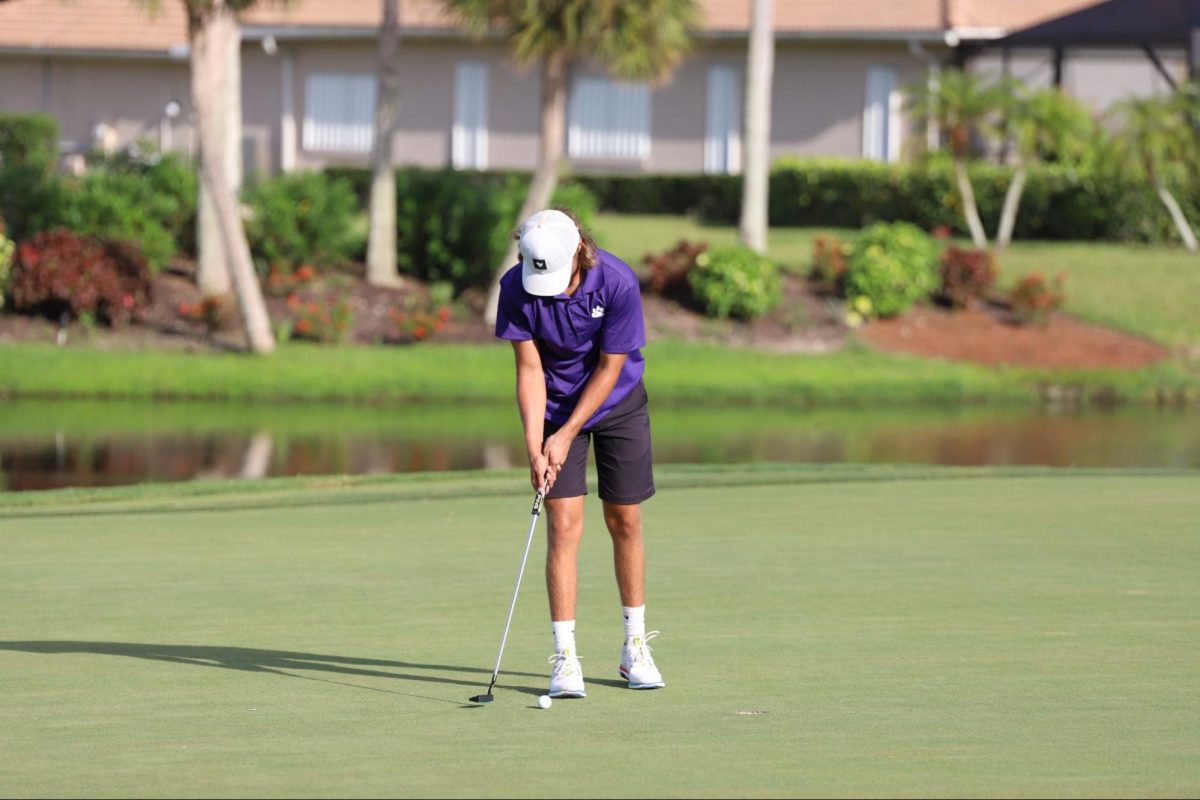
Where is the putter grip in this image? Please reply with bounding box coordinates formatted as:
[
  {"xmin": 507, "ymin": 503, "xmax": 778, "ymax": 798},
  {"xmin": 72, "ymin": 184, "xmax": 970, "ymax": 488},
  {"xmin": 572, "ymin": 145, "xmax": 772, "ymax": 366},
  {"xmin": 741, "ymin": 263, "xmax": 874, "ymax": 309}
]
[{"xmin": 532, "ymin": 490, "xmax": 544, "ymax": 516}]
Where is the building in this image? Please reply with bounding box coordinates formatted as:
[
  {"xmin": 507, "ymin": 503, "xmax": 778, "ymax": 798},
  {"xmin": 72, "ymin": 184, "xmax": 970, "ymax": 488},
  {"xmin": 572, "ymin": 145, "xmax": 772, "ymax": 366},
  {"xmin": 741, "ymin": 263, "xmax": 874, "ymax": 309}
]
[{"xmin": 0, "ymin": 0, "xmax": 1188, "ymax": 177}]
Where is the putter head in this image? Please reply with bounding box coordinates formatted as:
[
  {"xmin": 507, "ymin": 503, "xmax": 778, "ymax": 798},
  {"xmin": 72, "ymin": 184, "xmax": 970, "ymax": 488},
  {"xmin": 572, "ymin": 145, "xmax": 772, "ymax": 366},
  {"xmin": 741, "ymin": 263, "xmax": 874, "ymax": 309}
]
[{"xmin": 469, "ymin": 693, "xmax": 494, "ymax": 704}]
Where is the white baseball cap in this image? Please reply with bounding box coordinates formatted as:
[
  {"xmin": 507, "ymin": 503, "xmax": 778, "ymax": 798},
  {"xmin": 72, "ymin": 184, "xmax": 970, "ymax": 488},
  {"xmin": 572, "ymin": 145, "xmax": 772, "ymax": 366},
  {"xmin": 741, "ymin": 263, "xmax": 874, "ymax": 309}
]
[{"xmin": 519, "ymin": 209, "xmax": 581, "ymax": 297}]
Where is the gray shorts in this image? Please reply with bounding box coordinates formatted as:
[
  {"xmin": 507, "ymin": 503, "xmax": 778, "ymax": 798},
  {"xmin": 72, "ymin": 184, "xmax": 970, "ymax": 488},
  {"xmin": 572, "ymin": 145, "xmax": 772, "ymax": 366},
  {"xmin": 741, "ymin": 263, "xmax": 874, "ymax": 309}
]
[{"xmin": 543, "ymin": 381, "xmax": 656, "ymax": 505}]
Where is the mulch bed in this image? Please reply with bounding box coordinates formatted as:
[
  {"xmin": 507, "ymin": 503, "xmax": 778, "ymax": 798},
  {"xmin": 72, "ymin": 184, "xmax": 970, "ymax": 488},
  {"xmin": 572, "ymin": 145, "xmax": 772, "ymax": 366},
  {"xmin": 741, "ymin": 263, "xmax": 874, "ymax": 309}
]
[
  {"xmin": 858, "ymin": 301, "xmax": 1169, "ymax": 370},
  {"xmin": 0, "ymin": 265, "xmax": 1171, "ymax": 372}
]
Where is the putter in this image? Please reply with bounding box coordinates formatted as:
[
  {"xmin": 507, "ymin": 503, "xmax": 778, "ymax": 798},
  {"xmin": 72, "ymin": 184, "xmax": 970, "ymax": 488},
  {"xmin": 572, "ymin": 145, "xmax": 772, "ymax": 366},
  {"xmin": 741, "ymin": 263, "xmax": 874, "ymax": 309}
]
[{"xmin": 469, "ymin": 486, "xmax": 546, "ymax": 704}]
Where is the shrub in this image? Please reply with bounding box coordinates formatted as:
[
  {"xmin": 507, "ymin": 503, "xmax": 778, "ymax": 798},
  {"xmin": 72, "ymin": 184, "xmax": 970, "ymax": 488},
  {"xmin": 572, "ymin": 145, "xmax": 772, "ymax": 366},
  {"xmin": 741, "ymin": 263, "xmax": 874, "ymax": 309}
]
[
  {"xmin": 642, "ymin": 239, "xmax": 708, "ymax": 298},
  {"xmin": 265, "ymin": 263, "xmax": 317, "ymax": 296},
  {"xmin": 177, "ymin": 295, "xmax": 234, "ymax": 335},
  {"xmin": 393, "ymin": 168, "xmax": 523, "ymax": 292},
  {"xmin": 388, "ymin": 301, "xmax": 453, "ymax": 343},
  {"xmin": 59, "ymin": 151, "xmax": 196, "ymax": 273},
  {"xmin": 0, "ymin": 113, "xmax": 66, "ymax": 241},
  {"xmin": 0, "ymin": 223, "xmax": 13, "ymax": 310},
  {"xmin": 810, "ymin": 234, "xmax": 849, "ymax": 292},
  {"xmin": 550, "ymin": 182, "xmax": 599, "ymax": 233},
  {"xmin": 243, "ymin": 171, "xmax": 362, "ymax": 273},
  {"xmin": 0, "ymin": 113, "xmax": 58, "ymax": 174},
  {"xmin": 687, "ymin": 244, "xmax": 780, "ymax": 319},
  {"xmin": 938, "ymin": 246, "xmax": 998, "ymax": 309},
  {"xmin": 391, "ymin": 169, "xmax": 601, "ymax": 293},
  {"xmin": 9, "ymin": 228, "xmax": 151, "ymax": 326},
  {"xmin": 844, "ymin": 221, "xmax": 939, "ymax": 318},
  {"xmin": 286, "ymin": 293, "xmax": 353, "ymax": 343},
  {"xmin": 1009, "ymin": 272, "xmax": 1064, "ymax": 325}
]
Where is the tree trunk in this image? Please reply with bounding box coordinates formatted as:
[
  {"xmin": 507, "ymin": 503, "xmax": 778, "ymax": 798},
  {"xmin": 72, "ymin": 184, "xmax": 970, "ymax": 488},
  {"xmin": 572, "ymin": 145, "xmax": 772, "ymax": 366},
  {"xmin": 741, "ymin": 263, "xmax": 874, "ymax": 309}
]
[
  {"xmin": 954, "ymin": 157, "xmax": 989, "ymax": 248},
  {"xmin": 1153, "ymin": 177, "xmax": 1199, "ymax": 252},
  {"xmin": 484, "ymin": 51, "xmax": 568, "ymax": 325},
  {"xmin": 196, "ymin": 5, "xmax": 239, "ymax": 297},
  {"xmin": 739, "ymin": 0, "xmax": 774, "ymax": 254},
  {"xmin": 189, "ymin": 4, "xmax": 276, "ymax": 354},
  {"xmin": 995, "ymin": 161, "xmax": 1027, "ymax": 250},
  {"xmin": 367, "ymin": 0, "xmax": 402, "ymax": 287}
]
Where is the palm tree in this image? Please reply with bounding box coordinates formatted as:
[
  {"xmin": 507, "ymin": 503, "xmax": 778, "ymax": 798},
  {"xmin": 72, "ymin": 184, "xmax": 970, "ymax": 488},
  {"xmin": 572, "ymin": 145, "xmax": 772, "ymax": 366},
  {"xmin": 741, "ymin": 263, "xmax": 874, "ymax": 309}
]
[
  {"xmin": 442, "ymin": 0, "xmax": 698, "ymax": 323},
  {"xmin": 1111, "ymin": 89, "xmax": 1199, "ymax": 252},
  {"xmin": 739, "ymin": 0, "xmax": 774, "ymax": 255},
  {"xmin": 366, "ymin": 0, "xmax": 403, "ymax": 287},
  {"xmin": 194, "ymin": 3, "xmax": 237, "ymax": 298},
  {"xmin": 995, "ymin": 85, "xmax": 1093, "ymax": 250},
  {"xmin": 137, "ymin": 0, "xmax": 276, "ymax": 353},
  {"xmin": 909, "ymin": 69, "xmax": 1010, "ymax": 248}
]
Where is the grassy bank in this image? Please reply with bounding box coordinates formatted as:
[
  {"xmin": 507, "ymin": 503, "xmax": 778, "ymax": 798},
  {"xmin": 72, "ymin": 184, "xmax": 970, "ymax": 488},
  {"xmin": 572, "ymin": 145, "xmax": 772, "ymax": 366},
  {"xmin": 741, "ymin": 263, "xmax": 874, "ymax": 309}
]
[
  {"xmin": 2, "ymin": 340, "xmax": 1197, "ymax": 406},
  {"xmin": 3, "ymin": 465, "xmax": 1197, "ymax": 796}
]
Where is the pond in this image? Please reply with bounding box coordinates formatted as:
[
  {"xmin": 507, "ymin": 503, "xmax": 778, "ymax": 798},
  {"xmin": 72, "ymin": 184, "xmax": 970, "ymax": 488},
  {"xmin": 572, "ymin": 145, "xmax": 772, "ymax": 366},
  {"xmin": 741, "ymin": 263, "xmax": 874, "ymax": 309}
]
[{"xmin": 1, "ymin": 400, "xmax": 1197, "ymax": 492}]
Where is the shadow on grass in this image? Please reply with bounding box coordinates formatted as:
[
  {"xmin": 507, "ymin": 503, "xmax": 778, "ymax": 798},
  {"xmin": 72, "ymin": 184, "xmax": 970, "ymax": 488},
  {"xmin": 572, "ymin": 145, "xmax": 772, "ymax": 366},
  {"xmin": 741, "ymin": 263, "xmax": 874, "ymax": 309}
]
[{"xmin": 0, "ymin": 640, "xmax": 628, "ymax": 704}]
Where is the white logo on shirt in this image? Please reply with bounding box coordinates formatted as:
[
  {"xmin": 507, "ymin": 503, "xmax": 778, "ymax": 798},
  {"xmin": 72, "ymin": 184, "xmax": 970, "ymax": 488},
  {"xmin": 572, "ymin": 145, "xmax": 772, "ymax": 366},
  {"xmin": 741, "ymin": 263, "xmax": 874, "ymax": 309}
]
[{"xmin": 591, "ymin": 305, "xmax": 605, "ymax": 318}]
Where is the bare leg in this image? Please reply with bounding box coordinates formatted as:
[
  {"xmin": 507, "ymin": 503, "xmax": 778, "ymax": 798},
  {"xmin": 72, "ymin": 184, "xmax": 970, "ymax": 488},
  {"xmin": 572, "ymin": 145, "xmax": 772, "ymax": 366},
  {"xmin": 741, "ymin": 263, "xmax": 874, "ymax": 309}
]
[
  {"xmin": 545, "ymin": 496, "xmax": 585, "ymax": 621},
  {"xmin": 603, "ymin": 501, "xmax": 645, "ymax": 607}
]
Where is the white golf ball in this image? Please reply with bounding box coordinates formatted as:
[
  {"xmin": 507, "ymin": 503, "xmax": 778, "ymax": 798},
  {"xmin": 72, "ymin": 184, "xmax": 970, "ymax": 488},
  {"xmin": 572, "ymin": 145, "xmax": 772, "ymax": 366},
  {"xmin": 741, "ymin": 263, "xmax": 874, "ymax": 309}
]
[{"xmin": 537, "ymin": 695, "xmax": 552, "ymax": 710}]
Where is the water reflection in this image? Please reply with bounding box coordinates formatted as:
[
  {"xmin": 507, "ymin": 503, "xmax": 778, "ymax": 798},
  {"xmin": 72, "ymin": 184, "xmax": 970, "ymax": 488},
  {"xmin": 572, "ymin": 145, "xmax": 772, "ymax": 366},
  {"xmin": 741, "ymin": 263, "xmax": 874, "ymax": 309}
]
[{"xmin": 0, "ymin": 401, "xmax": 1197, "ymax": 491}]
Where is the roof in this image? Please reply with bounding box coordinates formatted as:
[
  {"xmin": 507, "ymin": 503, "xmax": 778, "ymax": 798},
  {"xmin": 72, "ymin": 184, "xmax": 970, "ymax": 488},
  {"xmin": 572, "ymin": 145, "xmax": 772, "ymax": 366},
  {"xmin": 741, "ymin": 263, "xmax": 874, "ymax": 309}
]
[
  {"xmin": 0, "ymin": 0, "xmax": 1111, "ymax": 56},
  {"xmin": 1000, "ymin": 0, "xmax": 1200, "ymax": 47}
]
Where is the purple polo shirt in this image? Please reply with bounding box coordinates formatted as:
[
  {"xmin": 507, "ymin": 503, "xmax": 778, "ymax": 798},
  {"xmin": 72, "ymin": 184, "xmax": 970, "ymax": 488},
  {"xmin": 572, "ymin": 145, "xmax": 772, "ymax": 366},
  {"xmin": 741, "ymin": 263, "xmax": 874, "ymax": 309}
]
[{"xmin": 495, "ymin": 248, "xmax": 647, "ymax": 429}]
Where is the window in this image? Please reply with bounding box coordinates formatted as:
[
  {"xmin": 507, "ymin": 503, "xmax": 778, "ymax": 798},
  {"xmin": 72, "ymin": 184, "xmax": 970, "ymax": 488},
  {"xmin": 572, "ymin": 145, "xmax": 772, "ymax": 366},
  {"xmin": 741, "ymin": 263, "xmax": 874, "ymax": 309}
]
[
  {"xmin": 863, "ymin": 65, "xmax": 901, "ymax": 162},
  {"xmin": 453, "ymin": 62, "xmax": 489, "ymax": 170},
  {"xmin": 705, "ymin": 65, "xmax": 741, "ymax": 175},
  {"xmin": 302, "ymin": 72, "xmax": 376, "ymax": 153},
  {"xmin": 568, "ymin": 77, "xmax": 651, "ymax": 161}
]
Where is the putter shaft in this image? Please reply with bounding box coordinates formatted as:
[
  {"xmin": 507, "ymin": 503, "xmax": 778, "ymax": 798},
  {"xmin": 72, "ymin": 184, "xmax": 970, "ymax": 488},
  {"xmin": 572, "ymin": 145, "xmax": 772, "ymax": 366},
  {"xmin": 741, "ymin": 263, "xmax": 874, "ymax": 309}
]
[{"xmin": 473, "ymin": 489, "xmax": 544, "ymax": 702}]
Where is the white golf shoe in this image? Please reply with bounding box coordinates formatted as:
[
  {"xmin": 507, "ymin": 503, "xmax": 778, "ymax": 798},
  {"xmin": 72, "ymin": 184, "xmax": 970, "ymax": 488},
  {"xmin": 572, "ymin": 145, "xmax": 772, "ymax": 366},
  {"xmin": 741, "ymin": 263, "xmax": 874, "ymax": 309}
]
[
  {"xmin": 619, "ymin": 631, "xmax": 665, "ymax": 689},
  {"xmin": 547, "ymin": 649, "xmax": 586, "ymax": 698}
]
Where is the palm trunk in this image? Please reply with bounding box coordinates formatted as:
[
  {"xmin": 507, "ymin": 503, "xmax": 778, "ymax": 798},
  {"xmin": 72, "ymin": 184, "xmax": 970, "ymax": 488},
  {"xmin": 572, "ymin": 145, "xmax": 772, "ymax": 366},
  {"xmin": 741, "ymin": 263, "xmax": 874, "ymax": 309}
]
[
  {"xmin": 995, "ymin": 161, "xmax": 1027, "ymax": 250},
  {"xmin": 739, "ymin": 0, "xmax": 774, "ymax": 254},
  {"xmin": 954, "ymin": 157, "xmax": 989, "ymax": 248},
  {"xmin": 484, "ymin": 51, "xmax": 568, "ymax": 325},
  {"xmin": 195, "ymin": 5, "xmax": 238, "ymax": 297},
  {"xmin": 367, "ymin": 0, "xmax": 402, "ymax": 287},
  {"xmin": 189, "ymin": 4, "xmax": 276, "ymax": 354},
  {"xmin": 1152, "ymin": 177, "xmax": 1199, "ymax": 252}
]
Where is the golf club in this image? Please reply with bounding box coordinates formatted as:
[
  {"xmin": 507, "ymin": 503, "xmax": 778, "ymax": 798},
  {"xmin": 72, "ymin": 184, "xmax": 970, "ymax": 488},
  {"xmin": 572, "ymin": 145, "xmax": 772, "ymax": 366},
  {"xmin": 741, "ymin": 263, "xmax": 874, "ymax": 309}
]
[{"xmin": 469, "ymin": 485, "xmax": 545, "ymax": 704}]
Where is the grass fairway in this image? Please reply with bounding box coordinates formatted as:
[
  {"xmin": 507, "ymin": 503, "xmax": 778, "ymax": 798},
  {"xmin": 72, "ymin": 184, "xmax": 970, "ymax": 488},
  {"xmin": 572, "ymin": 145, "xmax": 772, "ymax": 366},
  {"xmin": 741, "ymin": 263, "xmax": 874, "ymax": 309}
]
[{"xmin": 2, "ymin": 465, "xmax": 1198, "ymax": 798}]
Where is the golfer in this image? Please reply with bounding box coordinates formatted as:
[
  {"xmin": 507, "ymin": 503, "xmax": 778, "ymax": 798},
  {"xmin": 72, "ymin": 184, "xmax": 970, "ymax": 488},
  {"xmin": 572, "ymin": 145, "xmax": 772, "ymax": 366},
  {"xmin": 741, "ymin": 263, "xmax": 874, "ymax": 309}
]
[{"xmin": 495, "ymin": 208, "xmax": 664, "ymax": 698}]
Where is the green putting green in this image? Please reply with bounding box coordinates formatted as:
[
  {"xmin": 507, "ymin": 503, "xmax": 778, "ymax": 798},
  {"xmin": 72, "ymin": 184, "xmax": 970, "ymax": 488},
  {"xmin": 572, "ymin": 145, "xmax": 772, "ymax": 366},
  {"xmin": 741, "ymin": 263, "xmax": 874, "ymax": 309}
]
[{"xmin": 2, "ymin": 466, "xmax": 1197, "ymax": 798}]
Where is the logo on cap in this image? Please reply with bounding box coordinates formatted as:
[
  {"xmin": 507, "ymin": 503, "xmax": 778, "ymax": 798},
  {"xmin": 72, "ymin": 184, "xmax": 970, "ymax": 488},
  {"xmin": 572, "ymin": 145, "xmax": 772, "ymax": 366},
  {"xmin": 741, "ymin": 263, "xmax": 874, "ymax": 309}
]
[{"xmin": 532, "ymin": 258, "xmax": 547, "ymax": 271}]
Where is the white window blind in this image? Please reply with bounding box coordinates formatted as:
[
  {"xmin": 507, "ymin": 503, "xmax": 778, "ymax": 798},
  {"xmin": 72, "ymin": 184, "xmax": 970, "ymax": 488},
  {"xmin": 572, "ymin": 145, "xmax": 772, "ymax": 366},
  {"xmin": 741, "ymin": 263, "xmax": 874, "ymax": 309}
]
[
  {"xmin": 453, "ymin": 62, "xmax": 489, "ymax": 170},
  {"xmin": 863, "ymin": 65, "xmax": 901, "ymax": 162},
  {"xmin": 705, "ymin": 65, "xmax": 741, "ymax": 175},
  {"xmin": 568, "ymin": 78, "xmax": 651, "ymax": 161},
  {"xmin": 302, "ymin": 72, "xmax": 376, "ymax": 153}
]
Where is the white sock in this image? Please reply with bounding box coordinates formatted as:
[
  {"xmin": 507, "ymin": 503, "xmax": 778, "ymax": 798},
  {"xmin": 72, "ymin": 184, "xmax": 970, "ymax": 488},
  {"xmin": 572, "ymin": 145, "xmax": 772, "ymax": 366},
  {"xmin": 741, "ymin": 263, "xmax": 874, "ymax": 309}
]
[
  {"xmin": 552, "ymin": 620, "xmax": 576, "ymax": 654},
  {"xmin": 623, "ymin": 605, "xmax": 645, "ymax": 640}
]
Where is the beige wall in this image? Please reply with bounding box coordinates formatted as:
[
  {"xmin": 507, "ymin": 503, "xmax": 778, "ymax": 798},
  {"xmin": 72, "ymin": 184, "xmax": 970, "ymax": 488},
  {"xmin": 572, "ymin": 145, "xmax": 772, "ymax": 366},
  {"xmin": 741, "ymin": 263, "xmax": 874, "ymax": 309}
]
[
  {"xmin": 0, "ymin": 37, "xmax": 1185, "ymax": 178},
  {"xmin": 972, "ymin": 47, "xmax": 1186, "ymax": 112},
  {"xmin": 0, "ymin": 55, "xmax": 191, "ymax": 156},
  {"xmin": 557, "ymin": 40, "xmax": 930, "ymax": 174},
  {"xmin": 283, "ymin": 39, "xmax": 539, "ymax": 172},
  {"xmin": 771, "ymin": 42, "xmax": 927, "ymax": 162}
]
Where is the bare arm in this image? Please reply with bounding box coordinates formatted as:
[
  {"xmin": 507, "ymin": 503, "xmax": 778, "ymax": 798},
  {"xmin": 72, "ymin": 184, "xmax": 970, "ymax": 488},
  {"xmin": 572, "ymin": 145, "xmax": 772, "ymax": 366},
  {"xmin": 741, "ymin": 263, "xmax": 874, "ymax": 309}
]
[
  {"xmin": 542, "ymin": 351, "xmax": 626, "ymax": 471},
  {"xmin": 512, "ymin": 340, "xmax": 552, "ymax": 492}
]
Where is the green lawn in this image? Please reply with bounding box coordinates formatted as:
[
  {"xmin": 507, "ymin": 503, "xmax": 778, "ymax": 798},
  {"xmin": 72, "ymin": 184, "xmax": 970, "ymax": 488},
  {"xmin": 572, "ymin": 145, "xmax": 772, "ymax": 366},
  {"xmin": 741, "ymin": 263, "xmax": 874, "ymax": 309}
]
[
  {"xmin": 3, "ymin": 339, "xmax": 1197, "ymax": 406},
  {"xmin": 2, "ymin": 465, "xmax": 1198, "ymax": 797},
  {"xmin": 594, "ymin": 214, "xmax": 1200, "ymax": 352}
]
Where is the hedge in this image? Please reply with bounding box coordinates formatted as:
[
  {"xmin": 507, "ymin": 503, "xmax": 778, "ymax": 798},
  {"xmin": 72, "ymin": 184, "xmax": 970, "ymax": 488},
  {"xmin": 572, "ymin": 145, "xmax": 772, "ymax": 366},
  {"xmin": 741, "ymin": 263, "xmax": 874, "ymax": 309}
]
[{"xmin": 574, "ymin": 157, "xmax": 1198, "ymax": 244}]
